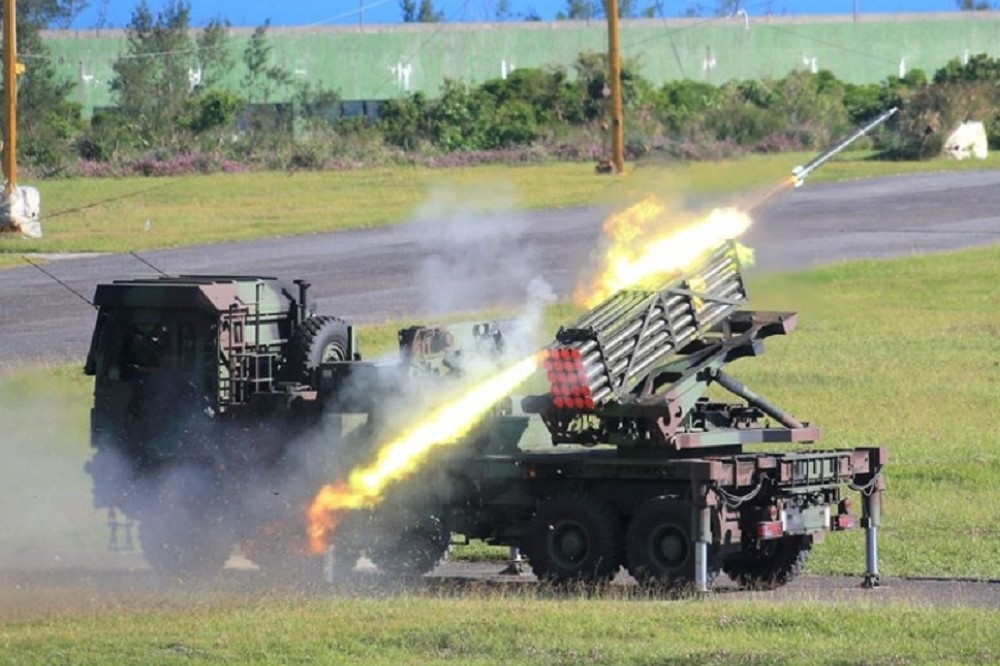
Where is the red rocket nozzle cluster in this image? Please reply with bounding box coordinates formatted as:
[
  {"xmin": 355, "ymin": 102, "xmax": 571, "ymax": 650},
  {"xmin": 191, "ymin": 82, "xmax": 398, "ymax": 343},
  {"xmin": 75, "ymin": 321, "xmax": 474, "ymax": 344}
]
[{"xmin": 542, "ymin": 348, "xmax": 596, "ymax": 411}]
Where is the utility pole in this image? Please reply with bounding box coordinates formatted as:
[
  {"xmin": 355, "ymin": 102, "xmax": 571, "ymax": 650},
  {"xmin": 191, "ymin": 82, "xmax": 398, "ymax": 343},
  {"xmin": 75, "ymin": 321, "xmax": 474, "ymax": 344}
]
[
  {"xmin": 3, "ymin": 0, "xmax": 18, "ymax": 197},
  {"xmin": 1, "ymin": 0, "xmax": 42, "ymax": 237},
  {"xmin": 605, "ymin": 0, "xmax": 624, "ymax": 174}
]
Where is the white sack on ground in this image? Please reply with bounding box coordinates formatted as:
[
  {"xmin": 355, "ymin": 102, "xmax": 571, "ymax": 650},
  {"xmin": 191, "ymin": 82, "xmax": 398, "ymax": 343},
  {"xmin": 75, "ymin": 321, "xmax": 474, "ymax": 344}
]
[{"xmin": 943, "ymin": 121, "xmax": 988, "ymax": 161}]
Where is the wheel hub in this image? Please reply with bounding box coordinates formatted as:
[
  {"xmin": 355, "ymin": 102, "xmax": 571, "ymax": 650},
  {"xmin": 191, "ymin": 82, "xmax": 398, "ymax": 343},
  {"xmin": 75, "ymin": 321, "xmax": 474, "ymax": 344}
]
[
  {"xmin": 651, "ymin": 525, "xmax": 686, "ymax": 568},
  {"xmin": 552, "ymin": 523, "xmax": 588, "ymax": 564}
]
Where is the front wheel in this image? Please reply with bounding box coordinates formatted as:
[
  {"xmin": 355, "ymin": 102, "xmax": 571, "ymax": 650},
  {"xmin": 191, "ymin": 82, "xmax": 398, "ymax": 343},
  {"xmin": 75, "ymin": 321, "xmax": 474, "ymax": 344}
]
[
  {"xmin": 368, "ymin": 513, "xmax": 450, "ymax": 578},
  {"xmin": 529, "ymin": 493, "xmax": 623, "ymax": 584}
]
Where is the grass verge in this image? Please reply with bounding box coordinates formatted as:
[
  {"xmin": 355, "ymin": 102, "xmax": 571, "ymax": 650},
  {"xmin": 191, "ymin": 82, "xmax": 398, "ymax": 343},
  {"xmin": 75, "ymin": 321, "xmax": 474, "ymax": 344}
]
[{"xmin": 1, "ymin": 594, "xmax": 997, "ymax": 665}]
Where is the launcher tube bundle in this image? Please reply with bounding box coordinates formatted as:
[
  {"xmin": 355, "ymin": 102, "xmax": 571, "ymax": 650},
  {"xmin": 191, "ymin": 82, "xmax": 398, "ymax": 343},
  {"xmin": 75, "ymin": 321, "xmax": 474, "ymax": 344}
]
[{"xmin": 543, "ymin": 242, "xmax": 747, "ymax": 410}]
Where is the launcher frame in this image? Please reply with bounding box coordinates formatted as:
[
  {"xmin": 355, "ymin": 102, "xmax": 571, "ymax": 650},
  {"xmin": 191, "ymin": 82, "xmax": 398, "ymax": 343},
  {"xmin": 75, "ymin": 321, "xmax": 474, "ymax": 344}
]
[
  {"xmin": 522, "ymin": 240, "xmax": 822, "ymax": 457},
  {"xmin": 525, "ymin": 309, "xmax": 820, "ymax": 455}
]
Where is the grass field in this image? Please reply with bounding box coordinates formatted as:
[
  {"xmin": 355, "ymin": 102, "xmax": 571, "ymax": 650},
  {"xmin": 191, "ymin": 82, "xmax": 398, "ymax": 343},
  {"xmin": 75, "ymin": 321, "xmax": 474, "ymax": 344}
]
[
  {"xmin": 2, "ymin": 594, "xmax": 998, "ymax": 665},
  {"xmin": 1, "ymin": 152, "xmax": 998, "ymax": 269}
]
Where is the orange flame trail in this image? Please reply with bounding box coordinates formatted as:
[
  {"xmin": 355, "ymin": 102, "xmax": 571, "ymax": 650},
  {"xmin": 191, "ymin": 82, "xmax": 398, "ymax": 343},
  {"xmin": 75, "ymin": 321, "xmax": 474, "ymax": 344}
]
[
  {"xmin": 307, "ymin": 353, "xmax": 541, "ymax": 552},
  {"xmin": 578, "ymin": 197, "xmax": 754, "ymax": 307}
]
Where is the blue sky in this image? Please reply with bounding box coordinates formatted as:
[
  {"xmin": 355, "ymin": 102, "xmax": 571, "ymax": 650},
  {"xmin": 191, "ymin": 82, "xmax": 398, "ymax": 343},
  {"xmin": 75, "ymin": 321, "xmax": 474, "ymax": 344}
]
[{"xmin": 68, "ymin": 1, "xmax": 970, "ymax": 30}]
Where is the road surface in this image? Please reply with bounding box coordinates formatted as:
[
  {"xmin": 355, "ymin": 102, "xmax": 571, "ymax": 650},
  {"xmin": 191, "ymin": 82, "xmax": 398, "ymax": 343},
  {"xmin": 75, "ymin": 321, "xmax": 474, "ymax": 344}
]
[{"xmin": 2, "ymin": 170, "xmax": 999, "ymax": 362}]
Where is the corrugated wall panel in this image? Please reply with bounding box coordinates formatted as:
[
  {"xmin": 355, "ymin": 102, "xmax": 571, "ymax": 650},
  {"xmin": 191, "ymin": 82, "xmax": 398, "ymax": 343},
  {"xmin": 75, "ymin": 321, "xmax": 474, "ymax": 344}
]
[{"xmin": 38, "ymin": 14, "xmax": 1000, "ymax": 117}]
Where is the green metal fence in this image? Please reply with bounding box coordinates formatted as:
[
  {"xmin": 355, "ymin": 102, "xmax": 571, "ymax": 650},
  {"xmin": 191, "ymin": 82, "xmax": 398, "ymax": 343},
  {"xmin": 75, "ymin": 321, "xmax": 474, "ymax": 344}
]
[{"xmin": 39, "ymin": 13, "xmax": 1000, "ymax": 117}]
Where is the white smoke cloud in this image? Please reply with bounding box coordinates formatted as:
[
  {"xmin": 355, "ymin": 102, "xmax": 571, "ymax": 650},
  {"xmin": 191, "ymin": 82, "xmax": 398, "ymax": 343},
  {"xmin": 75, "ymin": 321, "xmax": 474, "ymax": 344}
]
[{"xmin": 411, "ymin": 181, "xmax": 541, "ymax": 317}]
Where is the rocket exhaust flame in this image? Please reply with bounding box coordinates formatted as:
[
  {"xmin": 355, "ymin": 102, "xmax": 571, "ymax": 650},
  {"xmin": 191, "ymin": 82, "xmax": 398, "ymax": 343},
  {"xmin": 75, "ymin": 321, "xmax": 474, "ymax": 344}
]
[
  {"xmin": 578, "ymin": 201, "xmax": 754, "ymax": 308},
  {"xmin": 307, "ymin": 353, "xmax": 540, "ymax": 553}
]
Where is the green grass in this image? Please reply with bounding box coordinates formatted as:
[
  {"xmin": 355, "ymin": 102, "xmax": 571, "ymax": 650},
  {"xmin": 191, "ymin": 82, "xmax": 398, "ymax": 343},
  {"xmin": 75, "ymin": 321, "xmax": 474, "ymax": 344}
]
[
  {"xmin": 737, "ymin": 245, "xmax": 1000, "ymax": 579},
  {"xmin": 2, "ymin": 153, "xmax": 998, "ymax": 262},
  {"xmin": 1, "ymin": 595, "xmax": 998, "ymax": 665},
  {"xmin": 2, "ymin": 244, "xmax": 998, "ymax": 579}
]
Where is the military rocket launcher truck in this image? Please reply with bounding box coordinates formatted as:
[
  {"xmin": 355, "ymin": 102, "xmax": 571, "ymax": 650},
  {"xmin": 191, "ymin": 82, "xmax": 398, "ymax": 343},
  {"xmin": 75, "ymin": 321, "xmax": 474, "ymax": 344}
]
[
  {"xmin": 83, "ymin": 108, "xmax": 892, "ymax": 588},
  {"xmin": 324, "ymin": 241, "xmax": 886, "ymax": 591},
  {"xmin": 84, "ymin": 244, "xmax": 886, "ymax": 590}
]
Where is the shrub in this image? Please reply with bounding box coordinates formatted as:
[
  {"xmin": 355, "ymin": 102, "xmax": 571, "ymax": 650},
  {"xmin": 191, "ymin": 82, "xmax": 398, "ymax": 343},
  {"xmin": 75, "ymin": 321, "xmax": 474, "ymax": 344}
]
[{"xmin": 885, "ymin": 81, "xmax": 1000, "ymax": 159}]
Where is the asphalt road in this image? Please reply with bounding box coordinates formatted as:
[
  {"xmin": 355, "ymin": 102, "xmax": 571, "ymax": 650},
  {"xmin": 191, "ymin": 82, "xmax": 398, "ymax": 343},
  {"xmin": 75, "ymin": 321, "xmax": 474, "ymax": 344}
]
[{"xmin": 3, "ymin": 170, "xmax": 999, "ymax": 363}]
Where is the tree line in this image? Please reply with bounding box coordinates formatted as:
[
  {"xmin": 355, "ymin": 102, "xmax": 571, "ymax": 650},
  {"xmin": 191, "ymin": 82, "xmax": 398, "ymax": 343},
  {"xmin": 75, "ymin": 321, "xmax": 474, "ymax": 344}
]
[{"xmin": 5, "ymin": 0, "xmax": 1000, "ymax": 177}]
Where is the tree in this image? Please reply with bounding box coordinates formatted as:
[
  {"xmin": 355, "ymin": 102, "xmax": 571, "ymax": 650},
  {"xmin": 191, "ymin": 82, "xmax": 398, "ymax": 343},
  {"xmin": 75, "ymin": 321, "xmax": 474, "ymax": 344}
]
[
  {"xmin": 714, "ymin": 0, "xmax": 742, "ymax": 15},
  {"xmin": 110, "ymin": 0, "xmax": 195, "ymax": 148},
  {"xmin": 194, "ymin": 18, "xmax": 234, "ymax": 92},
  {"xmin": 490, "ymin": 0, "xmax": 512, "ymax": 20},
  {"xmin": 242, "ymin": 20, "xmax": 292, "ymax": 106},
  {"xmin": 401, "ymin": 0, "xmax": 442, "ymax": 22},
  {"xmin": 556, "ymin": 0, "xmax": 600, "ymax": 19},
  {"xmin": 555, "ymin": 0, "xmax": 651, "ymax": 19},
  {"xmin": 417, "ymin": 0, "xmax": 442, "ymax": 22},
  {"xmin": 955, "ymin": 0, "xmax": 993, "ymax": 9},
  {"xmin": 12, "ymin": 0, "xmax": 84, "ymax": 27},
  {"xmin": 242, "ymin": 20, "xmax": 293, "ymax": 134},
  {"xmin": 681, "ymin": 0, "xmax": 744, "ymax": 15},
  {"xmin": 399, "ymin": 0, "xmax": 417, "ymax": 21}
]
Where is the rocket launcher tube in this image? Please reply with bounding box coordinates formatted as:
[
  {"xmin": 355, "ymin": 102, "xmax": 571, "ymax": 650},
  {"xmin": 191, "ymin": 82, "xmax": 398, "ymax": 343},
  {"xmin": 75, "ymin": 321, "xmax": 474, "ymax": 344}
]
[
  {"xmin": 568, "ymin": 247, "xmax": 740, "ymax": 364},
  {"xmin": 586, "ymin": 296, "xmax": 740, "ymax": 401},
  {"xmin": 575, "ymin": 271, "xmax": 743, "ymax": 381},
  {"xmin": 575, "ymin": 299, "xmax": 690, "ymax": 368},
  {"xmin": 547, "ymin": 244, "xmax": 747, "ymax": 407},
  {"xmin": 575, "ymin": 262, "xmax": 738, "ymax": 366}
]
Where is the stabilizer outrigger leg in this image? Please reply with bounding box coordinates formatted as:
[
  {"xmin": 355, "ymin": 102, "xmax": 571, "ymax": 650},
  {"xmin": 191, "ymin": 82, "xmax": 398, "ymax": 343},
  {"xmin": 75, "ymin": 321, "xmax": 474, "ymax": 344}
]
[
  {"xmin": 862, "ymin": 489, "xmax": 882, "ymax": 589},
  {"xmin": 694, "ymin": 504, "xmax": 712, "ymax": 593}
]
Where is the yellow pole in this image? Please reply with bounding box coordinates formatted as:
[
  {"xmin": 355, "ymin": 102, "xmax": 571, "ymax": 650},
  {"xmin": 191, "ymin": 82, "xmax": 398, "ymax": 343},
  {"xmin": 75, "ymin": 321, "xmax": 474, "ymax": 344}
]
[
  {"xmin": 606, "ymin": 0, "xmax": 624, "ymax": 174},
  {"xmin": 3, "ymin": 0, "xmax": 17, "ymax": 196}
]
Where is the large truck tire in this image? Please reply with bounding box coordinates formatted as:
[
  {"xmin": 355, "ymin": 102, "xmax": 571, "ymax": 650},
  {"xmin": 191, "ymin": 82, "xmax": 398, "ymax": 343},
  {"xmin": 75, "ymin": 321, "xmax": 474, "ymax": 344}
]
[
  {"xmin": 285, "ymin": 315, "xmax": 351, "ymax": 382},
  {"xmin": 625, "ymin": 497, "xmax": 708, "ymax": 589},
  {"xmin": 723, "ymin": 535, "xmax": 812, "ymax": 590},
  {"xmin": 529, "ymin": 493, "xmax": 623, "ymax": 584}
]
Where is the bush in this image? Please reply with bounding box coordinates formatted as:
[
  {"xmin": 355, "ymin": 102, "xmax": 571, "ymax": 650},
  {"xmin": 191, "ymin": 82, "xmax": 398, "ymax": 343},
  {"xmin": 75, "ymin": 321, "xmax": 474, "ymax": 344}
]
[
  {"xmin": 41, "ymin": 48, "xmax": 1000, "ymax": 175},
  {"xmin": 885, "ymin": 81, "xmax": 1000, "ymax": 159}
]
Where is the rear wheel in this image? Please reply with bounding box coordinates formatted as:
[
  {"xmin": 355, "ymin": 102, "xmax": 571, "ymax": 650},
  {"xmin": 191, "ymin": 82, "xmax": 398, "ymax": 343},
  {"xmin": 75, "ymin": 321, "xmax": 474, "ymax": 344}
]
[
  {"xmin": 626, "ymin": 498, "xmax": 705, "ymax": 589},
  {"xmin": 529, "ymin": 493, "xmax": 622, "ymax": 584},
  {"xmin": 723, "ymin": 535, "xmax": 812, "ymax": 590}
]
